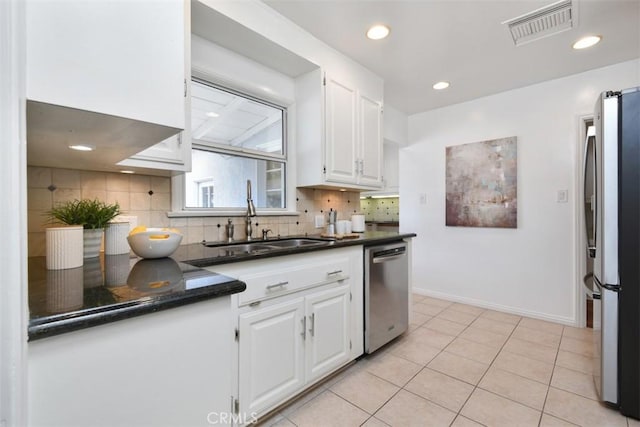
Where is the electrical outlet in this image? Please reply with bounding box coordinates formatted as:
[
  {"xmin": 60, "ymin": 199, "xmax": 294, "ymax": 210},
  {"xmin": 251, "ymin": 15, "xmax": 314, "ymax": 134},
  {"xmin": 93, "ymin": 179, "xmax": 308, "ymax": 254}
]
[
  {"xmin": 419, "ymin": 193, "xmax": 427, "ymax": 204},
  {"xmin": 557, "ymin": 190, "xmax": 568, "ymax": 203},
  {"xmin": 315, "ymin": 215, "xmax": 325, "ymax": 228}
]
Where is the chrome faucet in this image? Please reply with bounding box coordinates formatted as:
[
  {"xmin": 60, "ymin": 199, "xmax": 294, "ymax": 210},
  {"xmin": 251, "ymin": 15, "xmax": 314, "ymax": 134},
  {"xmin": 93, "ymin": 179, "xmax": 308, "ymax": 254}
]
[
  {"xmin": 262, "ymin": 229, "xmax": 272, "ymax": 240},
  {"xmin": 246, "ymin": 179, "xmax": 257, "ymax": 240}
]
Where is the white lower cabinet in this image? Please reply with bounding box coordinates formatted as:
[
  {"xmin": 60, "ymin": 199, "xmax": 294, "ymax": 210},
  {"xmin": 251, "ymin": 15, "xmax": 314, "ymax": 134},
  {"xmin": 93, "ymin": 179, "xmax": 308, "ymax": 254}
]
[
  {"xmin": 207, "ymin": 247, "xmax": 363, "ymax": 424},
  {"xmin": 28, "ymin": 297, "xmax": 233, "ymax": 427},
  {"xmin": 238, "ymin": 298, "xmax": 305, "ymax": 417},
  {"xmin": 237, "ymin": 283, "xmax": 351, "ymax": 420},
  {"xmin": 305, "ymin": 285, "xmax": 351, "ymax": 383}
]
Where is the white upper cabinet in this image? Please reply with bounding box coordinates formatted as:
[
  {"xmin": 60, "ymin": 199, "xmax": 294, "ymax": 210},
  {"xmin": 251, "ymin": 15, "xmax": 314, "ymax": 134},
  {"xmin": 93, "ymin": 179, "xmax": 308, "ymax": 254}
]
[
  {"xmin": 26, "ymin": 0, "xmax": 186, "ymax": 129},
  {"xmin": 324, "ymin": 76, "xmax": 358, "ymax": 183},
  {"xmin": 358, "ymin": 92, "xmax": 383, "ymax": 186},
  {"xmin": 297, "ymin": 69, "xmax": 383, "ymax": 190}
]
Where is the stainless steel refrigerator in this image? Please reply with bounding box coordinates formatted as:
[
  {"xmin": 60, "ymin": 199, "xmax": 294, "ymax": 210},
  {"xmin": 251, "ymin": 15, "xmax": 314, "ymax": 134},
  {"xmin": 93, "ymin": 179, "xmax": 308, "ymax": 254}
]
[{"xmin": 586, "ymin": 87, "xmax": 640, "ymax": 419}]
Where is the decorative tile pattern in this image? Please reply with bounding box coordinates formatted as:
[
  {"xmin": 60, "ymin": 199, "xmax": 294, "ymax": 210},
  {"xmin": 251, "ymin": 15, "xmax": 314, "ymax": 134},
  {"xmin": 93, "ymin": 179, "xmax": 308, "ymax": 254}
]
[{"xmin": 27, "ymin": 167, "xmax": 363, "ymax": 256}]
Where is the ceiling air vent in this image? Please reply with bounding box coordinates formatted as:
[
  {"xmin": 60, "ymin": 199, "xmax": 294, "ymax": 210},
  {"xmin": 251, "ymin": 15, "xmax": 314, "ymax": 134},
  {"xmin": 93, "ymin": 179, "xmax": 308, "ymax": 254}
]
[{"xmin": 502, "ymin": 0, "xmax": 575, "ymax": 46}]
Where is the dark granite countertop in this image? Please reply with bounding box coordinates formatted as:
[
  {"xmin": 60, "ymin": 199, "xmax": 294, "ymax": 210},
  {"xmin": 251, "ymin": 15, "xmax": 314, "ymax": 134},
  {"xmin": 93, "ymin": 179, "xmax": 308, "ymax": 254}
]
[
  {"xmin": 28, "ymin": 231, "xmax": 415, "ymax": 341},
  {"xmin": 28, "ymin": 255, "xmax": 245, "ymax": 341},
  {"xmin": 173, "ymin": 231, "xmax": 416, "ymax": 267}
]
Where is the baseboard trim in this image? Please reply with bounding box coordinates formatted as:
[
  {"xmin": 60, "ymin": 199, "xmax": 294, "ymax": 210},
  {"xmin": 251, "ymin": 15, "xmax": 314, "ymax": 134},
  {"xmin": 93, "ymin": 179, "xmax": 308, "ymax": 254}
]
[{"xmin": 412, "ymin": 287, "xmax": 578, "ymax": 327}]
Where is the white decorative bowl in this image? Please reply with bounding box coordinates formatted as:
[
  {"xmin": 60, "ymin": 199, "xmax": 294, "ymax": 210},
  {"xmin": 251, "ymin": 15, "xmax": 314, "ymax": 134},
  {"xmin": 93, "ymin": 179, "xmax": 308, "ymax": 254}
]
[{"xmin": 127, "ymin": 228, "xmax": 183, "ymax": 259}]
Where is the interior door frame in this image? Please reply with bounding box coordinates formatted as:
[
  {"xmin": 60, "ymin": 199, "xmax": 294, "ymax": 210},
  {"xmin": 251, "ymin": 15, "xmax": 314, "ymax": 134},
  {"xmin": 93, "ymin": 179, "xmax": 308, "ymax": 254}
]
[
  {"xmin": 575, "ymin": 114, "xmax": 594, "ymax": 328},
  {"xmin": 0, "ymin": 0, "xmax": 28, "ymax": 424}
]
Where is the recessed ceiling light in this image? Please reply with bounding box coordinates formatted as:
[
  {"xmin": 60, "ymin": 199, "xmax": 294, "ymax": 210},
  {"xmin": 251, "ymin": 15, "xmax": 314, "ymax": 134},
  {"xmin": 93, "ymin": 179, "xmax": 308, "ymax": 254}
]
[
  {"xmin": 573, "ymin": 35, "xmax": 601, "ymax": 50},
  {"xmin": 433, "ymin": 81, "xmax": 450, "ymax": 90},
  {"xmin": 366, "ymin": 24, "xmax": 390, "ymax": 40},
  {"xmin": 206, "ymin": 112, "xmax": 219, "ymax": 118},
  {"xmin": 68, "ymin": 144, "xmax": 95, "ymax": 151},
  {"xmin": 120, "ymin": 170, "xmax": 135, "ymax": 174}
]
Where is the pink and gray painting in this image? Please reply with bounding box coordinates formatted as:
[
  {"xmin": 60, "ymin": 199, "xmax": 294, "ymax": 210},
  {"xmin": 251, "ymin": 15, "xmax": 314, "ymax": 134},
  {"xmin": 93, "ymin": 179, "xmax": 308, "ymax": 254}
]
[{"xmin": 446, "ymin": 137, "xmax": 517, "ymax": 228}]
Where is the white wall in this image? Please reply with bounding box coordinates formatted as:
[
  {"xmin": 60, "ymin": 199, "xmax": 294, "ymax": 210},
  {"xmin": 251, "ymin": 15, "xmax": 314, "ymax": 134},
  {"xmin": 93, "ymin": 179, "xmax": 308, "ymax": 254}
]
[
  {"xmin": 383, "ymin": 104, "xmax": 408, "ymax": 146},
  {"xmin": 199, "ymin": 0, "xmax": 383, "ymax": 102},
  {"xmin": 402, "ymin": 59, "xmax": 639, "ymax": 324}
]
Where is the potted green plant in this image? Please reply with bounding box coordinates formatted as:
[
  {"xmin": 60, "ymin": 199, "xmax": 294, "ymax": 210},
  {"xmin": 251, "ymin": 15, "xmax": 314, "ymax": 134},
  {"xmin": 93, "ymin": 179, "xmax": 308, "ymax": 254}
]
[{"xmin": 47, "ymin": 199, "xmax": 121, "ymax": 258}]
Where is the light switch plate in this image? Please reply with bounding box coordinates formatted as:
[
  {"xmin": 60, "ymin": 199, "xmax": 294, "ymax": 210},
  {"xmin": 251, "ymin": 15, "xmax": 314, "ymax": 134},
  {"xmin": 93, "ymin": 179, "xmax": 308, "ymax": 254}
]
[
  {"xmin": 557, "ymin": 190, "xmax": 568, "ymax": 203},
  {"xmin": 315, "ymin": 215, "xmax": 324, "ymax": 228},
  {"xmin": 419, "ymin": 194, "xmax": 427, "ymax": 204}
]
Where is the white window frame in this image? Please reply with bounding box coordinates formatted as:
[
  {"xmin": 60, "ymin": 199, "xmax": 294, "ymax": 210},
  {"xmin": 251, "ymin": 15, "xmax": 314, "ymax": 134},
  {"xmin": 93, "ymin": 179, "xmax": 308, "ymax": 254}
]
[{"xmin": 170, "ymin": 69, "xmax": 298, "ymax": 217}]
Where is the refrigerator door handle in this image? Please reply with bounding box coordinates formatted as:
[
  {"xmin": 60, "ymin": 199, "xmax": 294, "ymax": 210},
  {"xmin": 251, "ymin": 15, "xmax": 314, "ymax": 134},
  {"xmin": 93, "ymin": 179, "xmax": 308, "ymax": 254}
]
[
  {"xmin": 594, "ymin": 275, "xmax": 620, "ymax": 293},
  {"xmin": 584, "ymin": 273, "xmax": 600, "ymax": 299}
]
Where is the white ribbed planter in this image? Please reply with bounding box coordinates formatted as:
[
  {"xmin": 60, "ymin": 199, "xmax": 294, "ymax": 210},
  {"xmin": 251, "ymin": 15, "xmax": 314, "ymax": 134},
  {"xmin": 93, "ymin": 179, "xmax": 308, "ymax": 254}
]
[
  {"xmin": 104, "ymin": 222, "xmax": 130, "ymax": 255},
  {"xmin": 83, "ymin": 228, "xmax": 103, "ymax": 259},
  {"xmin": 46, "ymin": 226, "xmax": 84, "ymax": 270}
]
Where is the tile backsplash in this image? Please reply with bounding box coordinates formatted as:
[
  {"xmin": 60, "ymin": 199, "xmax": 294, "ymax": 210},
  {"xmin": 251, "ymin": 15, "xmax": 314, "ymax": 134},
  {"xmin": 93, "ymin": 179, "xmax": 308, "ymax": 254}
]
[
  {"xmin": 27, "ymin": 166, "xmax": 362, "ymax": 256},
  {"xmin": 360, "ymin": 197, "xmax": 400, "ymax": 222}
]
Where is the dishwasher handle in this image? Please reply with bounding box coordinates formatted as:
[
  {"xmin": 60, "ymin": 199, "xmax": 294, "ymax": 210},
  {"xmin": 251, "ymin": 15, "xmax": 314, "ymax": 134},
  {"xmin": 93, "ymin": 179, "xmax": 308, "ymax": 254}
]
[
  {"xmin": 372, "ymin": 253, "xmax": 405, "ymax": 263},
  {"xmin": 371, "ymin": 245, "xmax": 406, "ymax": 263}
]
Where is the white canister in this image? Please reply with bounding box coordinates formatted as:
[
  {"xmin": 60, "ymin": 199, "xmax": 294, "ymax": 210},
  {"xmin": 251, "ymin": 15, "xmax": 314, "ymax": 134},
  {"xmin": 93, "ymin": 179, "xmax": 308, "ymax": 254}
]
[
  {"xmin": 336, "ymin": 220, "xmax": 349, "ymax": 234},
  {"xmin": 105, "ymin": 222, "xmax": 130, "ymax": 255},
  {"xmin": 46, "ymin": 226, "xmax": 84, "ymax": 270},
  {"xmin": 344, "ymin": 220, "xmax": 352, "ymax": 234},
  {"xmin": 351, "ymin": 214, "xmax": 366, "ymax": 233}
]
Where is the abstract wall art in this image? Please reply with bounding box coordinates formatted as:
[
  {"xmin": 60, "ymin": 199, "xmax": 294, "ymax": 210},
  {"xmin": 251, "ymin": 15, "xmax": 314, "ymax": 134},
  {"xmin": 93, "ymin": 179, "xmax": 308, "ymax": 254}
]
[{"xmin": 445, "ymin": 136, "xmax": 517, "ymax": 228}]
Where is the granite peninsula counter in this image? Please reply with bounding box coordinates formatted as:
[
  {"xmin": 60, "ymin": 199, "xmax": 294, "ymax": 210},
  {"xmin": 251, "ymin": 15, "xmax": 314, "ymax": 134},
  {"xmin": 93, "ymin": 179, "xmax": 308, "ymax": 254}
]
[
  {"xmin": 27, "ymin": 231, "xmax": 415, "ymax": 341},
  {"xmin": 28, "ymin": 255, "xmax": 245, "ymax": 340}
]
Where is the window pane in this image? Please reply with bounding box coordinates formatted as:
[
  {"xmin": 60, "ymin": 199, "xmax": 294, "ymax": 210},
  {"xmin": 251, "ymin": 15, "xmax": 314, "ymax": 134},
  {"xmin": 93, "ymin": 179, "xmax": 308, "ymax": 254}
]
[
  {"xmin": 191, "ymin": 80, "xmax": 284, "ymax": 156},
  {"xmin": 186, "ymin": 149, "xmax": 285, "ymax": 209}
]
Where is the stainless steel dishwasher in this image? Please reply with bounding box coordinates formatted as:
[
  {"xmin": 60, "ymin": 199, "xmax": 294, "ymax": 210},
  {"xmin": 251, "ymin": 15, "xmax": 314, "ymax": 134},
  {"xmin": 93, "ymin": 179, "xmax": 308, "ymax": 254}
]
[{"xmin": 364, "ymin": 241, "xmax": 409, "ymax": 353}]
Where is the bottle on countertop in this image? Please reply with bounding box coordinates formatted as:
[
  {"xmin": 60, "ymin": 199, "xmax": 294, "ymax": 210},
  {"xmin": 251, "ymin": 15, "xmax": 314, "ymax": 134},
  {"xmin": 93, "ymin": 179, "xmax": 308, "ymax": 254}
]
[
  {"xmin": 225, "ymin": 218, "xmax": 234, "ymax": 242},
  {"xmin": 327, "ymin": 209, "xmax": 337, "ymax": 236}
]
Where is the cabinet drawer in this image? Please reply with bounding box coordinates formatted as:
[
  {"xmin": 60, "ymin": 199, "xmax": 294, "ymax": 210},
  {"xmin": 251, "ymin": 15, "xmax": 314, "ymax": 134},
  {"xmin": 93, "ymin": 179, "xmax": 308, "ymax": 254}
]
[{"xmin": 238, "ymin": 257, "xmax": 350, "ymax": 307}]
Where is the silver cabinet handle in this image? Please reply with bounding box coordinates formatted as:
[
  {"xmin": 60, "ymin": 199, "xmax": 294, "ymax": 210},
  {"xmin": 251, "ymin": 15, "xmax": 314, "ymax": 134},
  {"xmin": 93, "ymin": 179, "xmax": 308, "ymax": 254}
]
[
  {"xmin": 266, "ymin": 281, "xmax": 288, "ymax": 290},
  {"xmin": 301, "ymin": 316, "xmax": 306, "ymax": 339},
  {"xmin": 309, "ymin": 313, "xmax": 315, "ymax": 337},
  {"xmin": 327, "ymin": 270, "xmax": 343, "ymax": 276}
]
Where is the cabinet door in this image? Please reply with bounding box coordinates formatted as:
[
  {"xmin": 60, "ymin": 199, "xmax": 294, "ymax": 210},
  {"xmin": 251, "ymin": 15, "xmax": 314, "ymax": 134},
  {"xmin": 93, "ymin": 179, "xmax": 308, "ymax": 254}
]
[
  {"xmin": 239, "ymin": 298, "xmax": 305, "ymax": 417},
  {"xmin": 26, "ymin": 0, "xmax": 185, "ymax": 129},
  {"xmin": 305, "ymin": 284, "xmax": 351, "ymax": 383},
  {"xmin": 324, "ymin": 76, "xmax": 358, "ymax": 184},
  {"xmin": 117, "ymin": 133, "xmax": 190, "ymax": 171},
  {"xmin": 358, "ymin": 94, "xmax": 383, "ymax": 187}
]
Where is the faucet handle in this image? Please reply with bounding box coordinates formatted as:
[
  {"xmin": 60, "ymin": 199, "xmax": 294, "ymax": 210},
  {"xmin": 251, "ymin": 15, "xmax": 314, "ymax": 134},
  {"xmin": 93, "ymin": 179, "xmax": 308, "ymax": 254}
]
[{"xmin": 261, "ymin": 229, "xmax": 272, "ymax": 240}]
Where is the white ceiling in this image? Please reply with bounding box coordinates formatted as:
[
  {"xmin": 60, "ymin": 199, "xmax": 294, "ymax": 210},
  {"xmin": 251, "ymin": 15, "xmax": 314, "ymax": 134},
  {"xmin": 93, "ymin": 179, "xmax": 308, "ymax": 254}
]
[{"xmin": 263, "ymin": 0, "xmax": 640, "ymax": 114}]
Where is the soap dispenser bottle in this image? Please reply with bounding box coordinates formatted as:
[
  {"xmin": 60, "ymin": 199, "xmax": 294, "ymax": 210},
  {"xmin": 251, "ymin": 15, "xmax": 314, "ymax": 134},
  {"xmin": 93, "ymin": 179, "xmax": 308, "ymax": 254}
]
[{"xmin": 225, "ymin": 218, "xmax": 234, "ymax": 242}]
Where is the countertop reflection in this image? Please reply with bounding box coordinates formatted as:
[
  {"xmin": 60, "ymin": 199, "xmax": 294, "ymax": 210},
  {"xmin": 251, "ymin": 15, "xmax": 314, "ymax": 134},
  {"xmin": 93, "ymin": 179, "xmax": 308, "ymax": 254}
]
[{"xmin": 28, "ymin": 255, "xmax": 245, "ymax": 340}]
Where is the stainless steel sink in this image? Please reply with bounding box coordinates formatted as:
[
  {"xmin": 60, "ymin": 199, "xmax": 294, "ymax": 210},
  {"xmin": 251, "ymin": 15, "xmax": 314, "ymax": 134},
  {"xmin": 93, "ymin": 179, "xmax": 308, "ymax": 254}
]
[
  {"xmin": 264, "ymin": 238, "xmax": 333, "ymax": 248},
  {"xmin": 202, "ymin": 238, "xmax": 333, "ymax": 254},
  {"xmin": 203, "ymin": 242, "xmax": 274, "ymax": 254}
]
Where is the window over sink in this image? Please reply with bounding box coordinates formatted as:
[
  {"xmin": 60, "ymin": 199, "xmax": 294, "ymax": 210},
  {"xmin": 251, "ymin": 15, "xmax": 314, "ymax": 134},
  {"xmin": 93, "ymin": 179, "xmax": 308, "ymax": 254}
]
[{"xmin": 181, "ymin": 78, "xmax": 288, "ymax": 212}]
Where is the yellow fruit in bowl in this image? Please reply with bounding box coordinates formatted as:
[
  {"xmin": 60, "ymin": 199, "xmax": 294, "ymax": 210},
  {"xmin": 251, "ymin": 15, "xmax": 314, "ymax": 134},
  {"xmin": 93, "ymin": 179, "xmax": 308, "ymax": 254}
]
[{"xmin": 129, "ymin": 226, "xmax": 147, "ymax": 236}]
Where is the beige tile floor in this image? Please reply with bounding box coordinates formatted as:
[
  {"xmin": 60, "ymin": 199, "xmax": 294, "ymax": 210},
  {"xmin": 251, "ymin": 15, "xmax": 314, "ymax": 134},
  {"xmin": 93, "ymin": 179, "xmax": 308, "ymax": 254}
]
[{"xmin": 259, "ymin": 294, "xmax": 638, "ymax": 427}]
